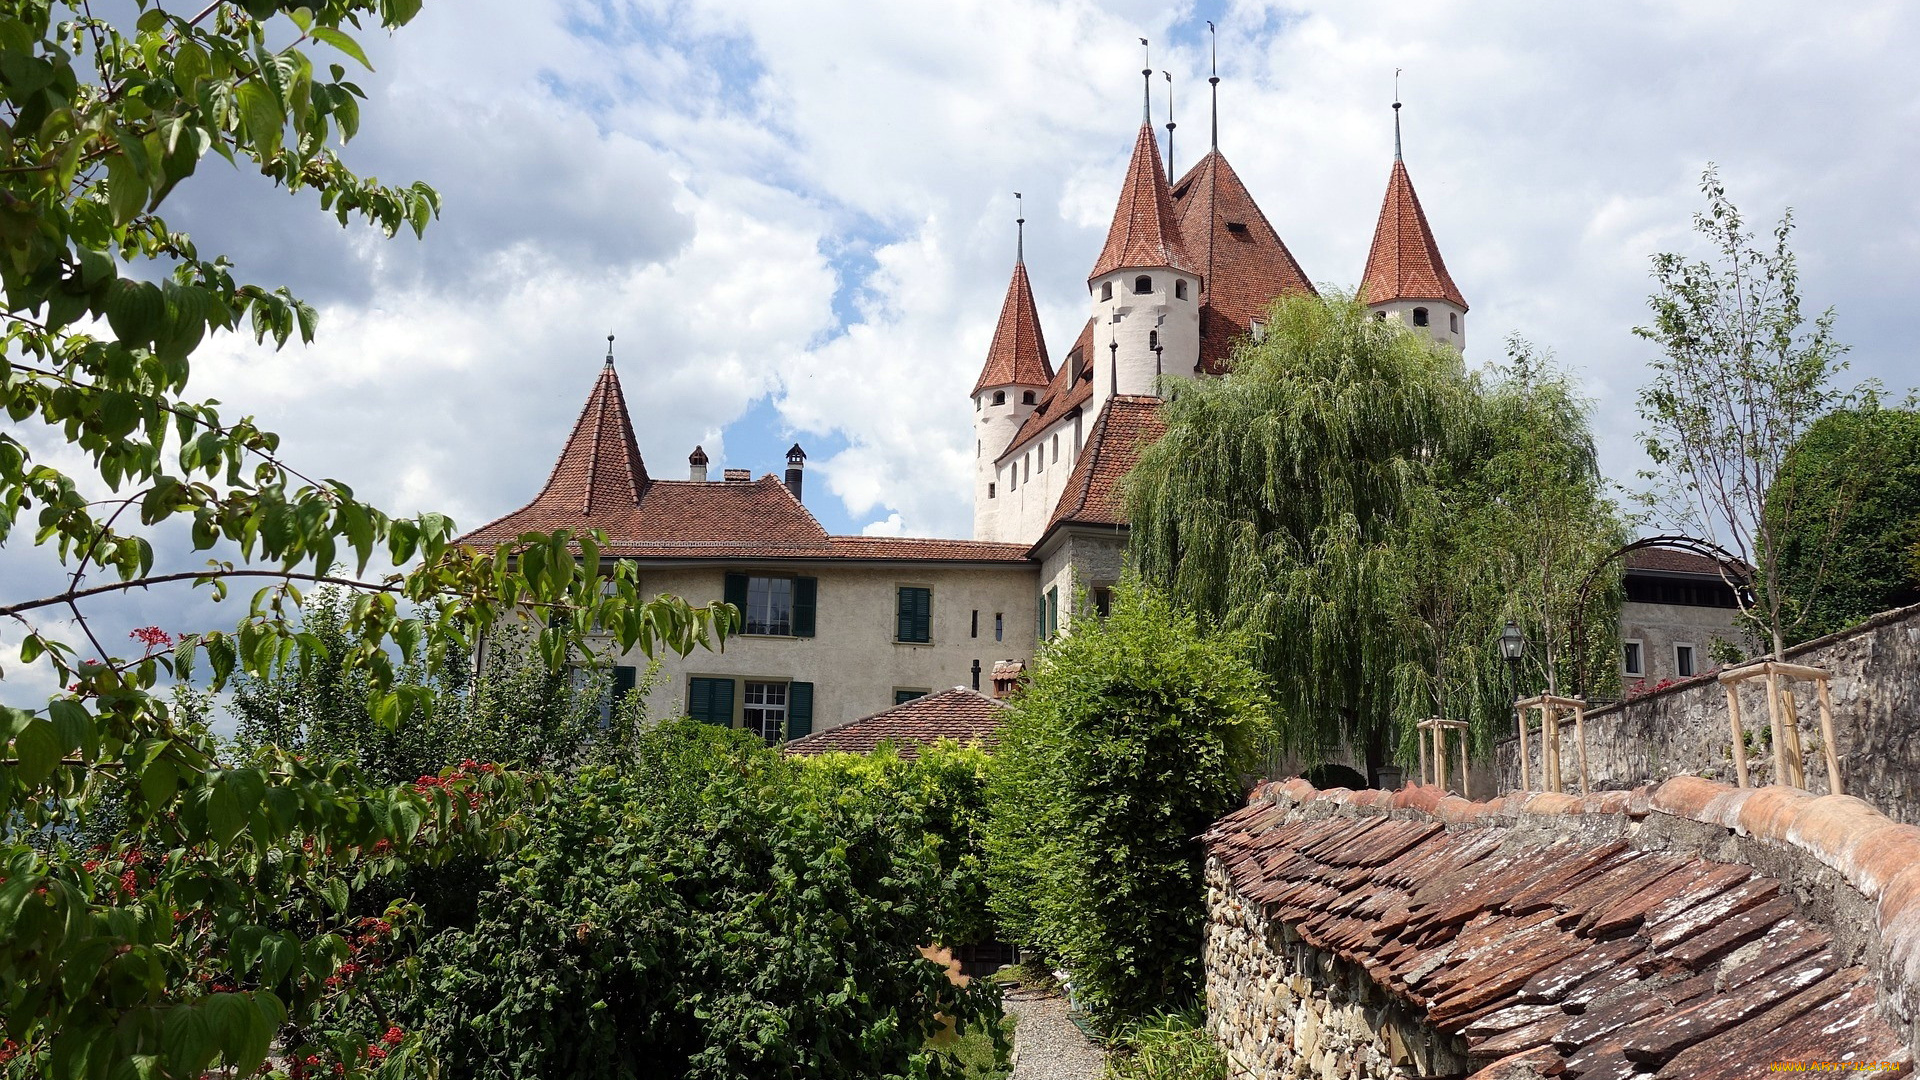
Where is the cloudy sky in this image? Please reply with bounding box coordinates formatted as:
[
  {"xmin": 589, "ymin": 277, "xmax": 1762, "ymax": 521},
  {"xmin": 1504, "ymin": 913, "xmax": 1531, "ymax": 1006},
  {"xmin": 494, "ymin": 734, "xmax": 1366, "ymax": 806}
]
[{"xmin": 5, "ymin": 0, "xmax": 1919, "ymax": 703}]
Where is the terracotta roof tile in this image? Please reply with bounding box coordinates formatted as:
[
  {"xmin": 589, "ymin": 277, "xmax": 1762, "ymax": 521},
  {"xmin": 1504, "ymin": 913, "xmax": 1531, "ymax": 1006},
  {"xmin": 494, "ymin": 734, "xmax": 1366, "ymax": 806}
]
[
  {"xmin": 1038, "ymin": 395, "xmax": 1166, "ymax": 542},
  {"xmin": 1624, "ymin": 548, "xmax": 1749, "ymax": 577},
  {"xmin": 999, "ymin": 317, "xmax": 1095, "ymax": 461},
  {"xmin": 782, "ymin": 687, "xmax": 1008, "ymax": 758},
  {"xmin": 1359, "ymin": 160, "xmax": 1467, "ymax": 309},
  {"xmin": 1089, "ymin": 123, "xmax": 1196, "ymax": 280},
  {"xmin": 973, "ymin": 260, "xmax": 1052, "ymax": 394},
  {"xmin": 1170, "ymin": 149, "xmax": 1316, "ymax": 373}
]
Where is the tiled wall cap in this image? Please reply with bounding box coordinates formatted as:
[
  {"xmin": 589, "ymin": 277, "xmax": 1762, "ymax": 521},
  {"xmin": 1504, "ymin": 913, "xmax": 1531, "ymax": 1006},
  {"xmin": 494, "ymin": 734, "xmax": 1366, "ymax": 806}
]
[
  {"xmin": 1736, "ymin": 785, "xmax": 1820, "ymax": 842},
  {"xmin": 1647, "ymin": 775, "xmax": 1728, "ymax": 820},
  {"xmin": 1787, "ymin": 796, "xmax": 1898, "ymax": 877},
  {"xmin": 1393, "ymin": 784, "xmax": 1446, "ymax": 813},
  {"xmin": 1845, "ymin": 824, "xmax": 1920, "ymax": 901},
  {"xmin": 1517, "ymin": 791, "xmax": 1583, "ymax": 816}
]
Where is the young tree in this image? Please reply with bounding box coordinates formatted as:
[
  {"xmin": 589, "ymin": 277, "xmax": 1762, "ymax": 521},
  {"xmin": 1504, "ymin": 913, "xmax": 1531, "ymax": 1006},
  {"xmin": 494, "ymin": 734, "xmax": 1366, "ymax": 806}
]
[
  {"xmin": 1635, "ymin": 166, "xmax": 1855, "ymax": 659},
  {"xmin": 0, "ymin": 5, "xmax": 729, "ymax": 1076}
]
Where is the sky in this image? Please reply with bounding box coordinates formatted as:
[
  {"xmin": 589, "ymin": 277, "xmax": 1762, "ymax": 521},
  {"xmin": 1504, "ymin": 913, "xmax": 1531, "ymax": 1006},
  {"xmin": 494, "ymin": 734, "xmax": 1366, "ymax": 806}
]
[{"xmin": 5, "ymin": 0, "xmax": 1920, "ymax": 705}]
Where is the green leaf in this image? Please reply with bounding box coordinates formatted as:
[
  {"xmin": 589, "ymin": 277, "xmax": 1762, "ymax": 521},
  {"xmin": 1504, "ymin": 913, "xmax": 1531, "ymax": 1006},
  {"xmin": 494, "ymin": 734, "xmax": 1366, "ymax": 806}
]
[
  {"xmin": 14, "ymin": 716, "xmax": 61, "ymax": 785},
  {"xmin": 139, "ymin": 757, "xmax": 179, "ymax": 809},
  {"xmin": 310, "ymin": 26, "xmax": 373, "ymax": 71},
  {"xmin": 105, "ymin": 153, "xmax": 147, "ymax": 224},
  {"xmin": 206, "ymin": 775, "xmax": 243, "ymax": 844},
  {"xmin": 104, "ymin": 278, "xmax": 165, "ymax": 347}
]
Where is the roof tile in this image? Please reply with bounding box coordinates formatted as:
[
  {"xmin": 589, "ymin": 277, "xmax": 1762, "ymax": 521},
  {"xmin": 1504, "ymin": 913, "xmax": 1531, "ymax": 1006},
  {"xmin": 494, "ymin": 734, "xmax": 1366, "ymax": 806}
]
[
  {"xmin": 1089, "ymin": 123, "xmax": 1196, "ymax": 280},
  {"xmin": 782, "ymin": 687, "xmax": 1009, "ymax": 759},
  {"xmin": 1359, "ymin": 160, "xmax": 1466, "ymax": 309},
  {"xmin": 973, "ymin": 260, "xmax": 1053, "ymax": 393}
]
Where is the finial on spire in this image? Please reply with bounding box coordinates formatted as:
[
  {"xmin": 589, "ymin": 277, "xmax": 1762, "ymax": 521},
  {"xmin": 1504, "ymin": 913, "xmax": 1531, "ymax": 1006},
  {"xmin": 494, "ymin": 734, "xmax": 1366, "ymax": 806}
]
[
  {"xmin": 1207, "ymin": 20, "xmax": 1220, "ymax": 150},
  {"xmin": 1140, "ymin": 38, "xmax": 1152, "ymax": 125},
  {"xmin": 1163, "ymin": 70, "xmax": 1176, "ymax": 174},
  {"xmin": 1015, "ymin": 191, "xmax": 1025, "ymax": 264},
  {"xmin": 605, "ymin": 333, "xmax": 615, "ymax": 365},
  {"xmin": 1392, "ymin": 69, "xmax": 1403, "ymax": 162}
]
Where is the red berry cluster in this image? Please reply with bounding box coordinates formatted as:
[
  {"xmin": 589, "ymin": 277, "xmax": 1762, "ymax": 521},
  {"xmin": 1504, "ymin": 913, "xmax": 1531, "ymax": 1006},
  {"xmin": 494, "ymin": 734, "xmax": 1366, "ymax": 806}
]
[
  {"xmin": 129, "ymin": 626, "xmax": 174, "ymax": 653},
  {"xmin": 0, "ymin": 1040, "xmax": 19, "ymax": 1065}
]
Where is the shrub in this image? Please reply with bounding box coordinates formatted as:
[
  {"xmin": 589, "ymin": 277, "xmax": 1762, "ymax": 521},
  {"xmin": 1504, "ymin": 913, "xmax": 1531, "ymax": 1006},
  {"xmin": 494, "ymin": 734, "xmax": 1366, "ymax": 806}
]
[
  {"xmin": 984, "ymin": 586, "xmax": 1273, "ymax": 1023},
  {"xmin": 1104, "ymin": 1008, "xmax": 1226, "ymax": 1080},
  {"xmin": 407, "ymin": 721, "xmax": 1004, "ymax": 1079}
]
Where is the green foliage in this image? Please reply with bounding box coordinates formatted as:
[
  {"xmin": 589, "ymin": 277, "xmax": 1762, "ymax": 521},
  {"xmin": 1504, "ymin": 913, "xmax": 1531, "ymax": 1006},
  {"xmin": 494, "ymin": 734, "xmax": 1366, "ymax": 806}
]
[
  {"xmin": 1103, "ymin": 1008, "xmax": 1225, "ymax": 1080},
  {"xmin": 984, "ymin": 586, "xmax": 1273, "ymax": 1024},
  {"xmin": 793, "ymin": 741, "xmax": 998, "ymax": 947},
  {"xmin": 1634, "ymin": 165, "xmax": 1858, "ymax": 658},
  {"xmin": 1765, "ymin": 406, "xmax": 1920, "ymax": 643},
  {"xmin": 1127, "ymin": 295, "xmax": 1623, "ymax": 769},
  {"xmin": 0, "ymin": 5, "xmax": 732, "ymax": 1076},
  {"xmin": 406, "ymin": 722, "xmax": 1006, "ymax": 1080}
]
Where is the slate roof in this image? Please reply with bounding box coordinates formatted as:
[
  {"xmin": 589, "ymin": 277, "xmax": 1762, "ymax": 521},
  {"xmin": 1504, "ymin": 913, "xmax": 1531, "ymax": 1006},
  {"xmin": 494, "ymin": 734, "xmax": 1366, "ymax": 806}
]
[
  {"xmin": 1205, "ymin": 778, "xmax": 1920, "ymax": 1078},
  {"xmin": 1359, "ymin": 160, "xmax": 1467, "ymax": 309},
  {"xmin": 1088, "ymin": 123, "xmax": 1196, "ymax": 280},
  {"xmin": 973, "ymin": 260, "xmax": 1053, "ymax": 394},
  {"xmin": 1040, "ymin": 395, "xmax": 1166, "ymax": 541},
  {"xmin": 782, "ymin": 687, "xmax": 1008, "ymax": 758},
  {"xmin": 458, "ymin": 365, "xmax": 1033, "ymax": 564},
  {"xmin": 1171, "ymin": 149, "xmax": 1316, "ymax": 374}
]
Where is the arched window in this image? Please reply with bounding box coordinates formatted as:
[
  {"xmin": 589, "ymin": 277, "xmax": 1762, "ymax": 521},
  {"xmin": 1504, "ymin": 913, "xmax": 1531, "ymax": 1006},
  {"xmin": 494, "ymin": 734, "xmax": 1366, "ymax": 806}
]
[
  {"xmin": 1374, "ymin": 311, "xmax": 1388, "ymax": 321},
  {"xmin": 1133, "ymin": 275, "xmax": 1152, "ymax": 295},
  {"xmin": 1022, "ymin": 390, "xmax": 1036, "ymax": 404},
  {"xmin": 992, "ymin": 390, "xmax": 1005, "ymax": 406},
  {"xmin": 1051, "ymin": 434, "xmax": 1059, "ymax": 462},
  {"xmin": 1174, "ymin": 279, "xmax": 1188, "ymax": 300},
  {"xmin": 1412, "ymin": 307, "xmax": 1430, "ymax": 327},
  {"xmin": 1101, "ymin": 281, "xmax": 1113, "ymax": 301},
  {"xmin": 1449, "ymin": 312, "xmax": 1459, "ymax": 334}
]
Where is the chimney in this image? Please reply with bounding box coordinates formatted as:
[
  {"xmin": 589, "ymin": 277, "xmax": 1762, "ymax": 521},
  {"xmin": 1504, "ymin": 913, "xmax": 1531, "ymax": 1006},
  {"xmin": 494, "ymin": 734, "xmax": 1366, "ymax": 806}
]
[
  {"xmin": 688, "ymin": 445, "xmax": 709, "ymax": 482},
  {"xmin": 723, "ymin": 468, "xmax": 751, "ymax": 482},
  {"xmin": 784, "ymin": 443, "xmax": 807, "ymax": 502}
]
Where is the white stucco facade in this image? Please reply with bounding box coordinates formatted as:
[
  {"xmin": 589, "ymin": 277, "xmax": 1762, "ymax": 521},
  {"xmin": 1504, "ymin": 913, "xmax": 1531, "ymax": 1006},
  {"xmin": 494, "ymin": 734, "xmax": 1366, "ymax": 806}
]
[{"xmin": 1367, "ymin": 297, "xmax": 1466, "ymax": 352}]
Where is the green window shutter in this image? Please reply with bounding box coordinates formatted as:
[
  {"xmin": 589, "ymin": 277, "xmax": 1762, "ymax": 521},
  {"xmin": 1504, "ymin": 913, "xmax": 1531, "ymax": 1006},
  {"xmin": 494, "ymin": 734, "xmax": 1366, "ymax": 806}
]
[
  {"xmin": 1046, "ymin": 586, "xmax": 1058, "ymax": 638},
  {"xmin": 1037, "ymin": 597, "xmax": 1045, "ymax": 641},
  {"xmin": 688, "ymin": 677, "xmax": 734, "ymax": 726},
  {"xmin": 793, "ymin": 576, "xmax": 818, "ymax": 638},
  {"xmin": 897, "ymin": 588, "xmax": 913, "ymax": 642},
  {"xmin": 787, "ymin": 681, "xmax": 813, "ymax": 740},
  {"xmin": 724, "ymin": 572, "xmax": 750, "ymax": 621},
  {"xmin": 612, "ymin": 665, "xmax": 636, "ymax": 703},
  {"xmin": 897, "ymin": 587, "xmax": 931, "ymax": 643}
]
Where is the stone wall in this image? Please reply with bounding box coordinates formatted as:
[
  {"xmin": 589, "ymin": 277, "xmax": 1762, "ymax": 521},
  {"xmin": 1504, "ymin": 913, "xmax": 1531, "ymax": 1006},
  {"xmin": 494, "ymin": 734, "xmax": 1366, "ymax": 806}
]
[
  {"xmin": 1204, "ymin": 861, "xmax": 1468, "ymax": 1079},
  {"xmin": 1494, "ymin": 602, "xmax": 1920, "ymax": 820}
]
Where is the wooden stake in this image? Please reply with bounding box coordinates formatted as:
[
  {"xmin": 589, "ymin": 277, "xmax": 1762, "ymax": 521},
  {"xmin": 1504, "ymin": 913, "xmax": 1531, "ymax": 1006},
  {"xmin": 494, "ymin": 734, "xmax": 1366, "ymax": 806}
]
[
  {"xmin": 1778, "ymin": 683, "xmax": 1806, "ymax": 789},
  {"xmin": 1435, "ymin": 724, "xmax": 1450, "ymax": 795},
  {"xmin": 1544, "ymin": 705, "xmax": 1563, "ymax": 795},
  {"xmin": 1418, "ymin": 720, "xmax": 1431, "ymax": 786},
  {"xmin": 1764, "ymin": 669, "xmax": 1787, "ymax": 788},
  {"xmin": 1815, "ymin": 676, "xmax": 1843, "ymax": 795},
  {"xmin": 1516, "ymin": 704, "xmax": 1530, "ymax": 793},
  {"xmin": 1725, "ymin": 682, "xmax": 1751, "ymax": 788},
  {"xmin": 1458, "ymin": 727, "xmax": 1470, "ymax": 797},
  {"xmin": 1574, "ymin": 702, "xmax": 1591, "ymax": 795}
]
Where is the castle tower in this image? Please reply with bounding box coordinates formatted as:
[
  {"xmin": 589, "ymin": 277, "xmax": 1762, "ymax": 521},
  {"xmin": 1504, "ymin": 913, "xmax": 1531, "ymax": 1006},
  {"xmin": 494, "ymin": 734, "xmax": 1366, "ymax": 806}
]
[
  {"xmin": 1086, "ymin": 69, "xmax": 1201, "ymax": 410},
  {"xmin": 972, "ymin": 210, "xmax": 1052, "ymax": 541},
  {"xmin": 1360, "ymin": 101, "xmax": 1467, "ymax": 351}
]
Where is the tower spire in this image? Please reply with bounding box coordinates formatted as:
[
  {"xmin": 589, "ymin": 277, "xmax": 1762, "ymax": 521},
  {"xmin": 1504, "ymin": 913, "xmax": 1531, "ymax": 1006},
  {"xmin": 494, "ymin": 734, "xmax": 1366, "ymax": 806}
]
[
  {"xmin": 1207, "ymin": 21, "xmax": 1219, "ymax": 149},
  {"xmin": 1015, "ymin": 191, "xmax": 1025, "ymax": 264},
  {"xmin": 1140, "ymin": 38, "xmax": 1151, "ymax": 124},
  {"xmin": 1393, "ymin": 70, "xmax": 1403, "ymax": 162},
  {"xmin": 1163, "ymin": 70, "xmax": 1176, "ymax": 175},
  {"xmin": 605, "ymin": 333, "xmax": 615, "ymax": 365}
]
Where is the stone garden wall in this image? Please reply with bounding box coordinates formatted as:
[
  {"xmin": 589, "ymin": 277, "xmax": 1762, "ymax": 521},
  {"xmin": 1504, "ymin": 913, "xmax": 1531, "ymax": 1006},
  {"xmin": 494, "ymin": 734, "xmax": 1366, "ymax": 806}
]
[{"xmin": 1493, "ymin": 602, "xmax": 1920, "ymax": 820}]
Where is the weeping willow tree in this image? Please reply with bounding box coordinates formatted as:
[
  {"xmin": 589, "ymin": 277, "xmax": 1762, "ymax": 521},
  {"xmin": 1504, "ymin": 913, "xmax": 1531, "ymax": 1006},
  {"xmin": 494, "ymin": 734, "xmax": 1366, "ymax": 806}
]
[{"xmin": 1127, "ymin": 295, "xmax": 1623, "ymax": 776}]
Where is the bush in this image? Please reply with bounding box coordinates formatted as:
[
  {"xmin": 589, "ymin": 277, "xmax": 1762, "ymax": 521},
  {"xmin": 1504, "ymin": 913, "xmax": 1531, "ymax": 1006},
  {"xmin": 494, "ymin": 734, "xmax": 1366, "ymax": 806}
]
[
  {"xmin": 984, "ymin": 586, "xmax": 1273, "ymax": 1024},
  {"xmin": 1104, "ymin": 1008, "xmax": 1226, "ymax": 1080},
  {"xmin": 792, "ymin": 741, "xmax": 997, "ymax": 946},
  {"xmin": 406, "ymin": 721, "xmax": 1004, "ymax": 1079}
]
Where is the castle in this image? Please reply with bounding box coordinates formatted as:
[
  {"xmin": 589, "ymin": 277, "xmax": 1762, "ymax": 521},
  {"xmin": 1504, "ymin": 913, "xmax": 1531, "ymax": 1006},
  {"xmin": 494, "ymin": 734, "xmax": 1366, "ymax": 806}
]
[{"xmin": 458, "ymin": 71, "xmax": 1473, "ymax": 739}]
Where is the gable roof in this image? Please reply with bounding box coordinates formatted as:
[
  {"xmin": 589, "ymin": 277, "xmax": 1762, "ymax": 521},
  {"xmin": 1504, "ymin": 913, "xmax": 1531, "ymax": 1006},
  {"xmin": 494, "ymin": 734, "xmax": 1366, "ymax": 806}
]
[
  {"xmin": 1171, "ymin": 148, "xmax": 1316, "ymax": 373},
  {"xmin": 1359, "ymin": 160, "xmax": 1467, "ymax": 309},
  {"xmin": 998, "ymin": 317, "xmax": 1095, "ymax": 463},
  {"xmin": 973, "ymin": 260, "xmax": 1053, "ymax": 394},
  {"xmin": 1089, "ymin": 123, "xmax": 1197, "ymax": 281},
  {"xmin": 782, "ymin": 687, "xmax": 1009, "ymax": 758},
  {"xmin": 1037, "ymin": 394, "xmax": 1167, "ymax": 546}
]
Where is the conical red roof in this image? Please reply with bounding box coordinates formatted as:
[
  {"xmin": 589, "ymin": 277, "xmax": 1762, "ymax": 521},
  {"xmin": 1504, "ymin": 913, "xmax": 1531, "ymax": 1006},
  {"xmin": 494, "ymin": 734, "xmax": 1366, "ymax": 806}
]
[
  {"xmin": 973, "ymin": 261, "xmax": 1053, "ymax": 394},
  {"xmin": 1359, "ymin": 160, "xmax": 1466, "ymax": 309},
  {"xmin": 1089, "ymin": 123, "xmax": 1196, "ymax": 281},
  {"xmin": 526, "ymin": 359, "xmax": 649, "ymax": 516},
  {"xmin": 1171, "ymin": 148, "xmax": 1316, "ymax": 372}
]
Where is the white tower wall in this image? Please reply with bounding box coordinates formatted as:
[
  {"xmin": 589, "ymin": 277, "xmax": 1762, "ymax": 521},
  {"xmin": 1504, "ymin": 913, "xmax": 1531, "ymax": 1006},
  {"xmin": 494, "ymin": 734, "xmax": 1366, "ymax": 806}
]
[
  {"xmin": 1088, "ymin": 266, "xmax": 1202, "ymax": 411},
  {"xmin": 972, "ymin": 387, "xmax": 1038, "ymax": 542},
  {"xmin": 1370, "ymin": 298, "xmax": 1466, "ymax": 353}
]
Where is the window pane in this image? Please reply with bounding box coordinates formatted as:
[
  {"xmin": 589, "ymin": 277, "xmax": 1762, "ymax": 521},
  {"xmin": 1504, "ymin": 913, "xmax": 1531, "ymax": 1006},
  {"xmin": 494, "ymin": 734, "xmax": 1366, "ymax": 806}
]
[
  {"xmin": 742, "ymin": 681, "xmax": 786, "ymax": 744},
  {"xmin": 767, "ymin": 576, "xmax": 792, "ymax": 636}
]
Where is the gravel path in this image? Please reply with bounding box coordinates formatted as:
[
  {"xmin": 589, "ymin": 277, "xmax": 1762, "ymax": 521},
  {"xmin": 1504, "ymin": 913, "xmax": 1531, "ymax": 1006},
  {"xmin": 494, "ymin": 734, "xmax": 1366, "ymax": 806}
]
[{"xmin": 1004, "ymin": 989, "xmax": 1106, "ymax": 1080}]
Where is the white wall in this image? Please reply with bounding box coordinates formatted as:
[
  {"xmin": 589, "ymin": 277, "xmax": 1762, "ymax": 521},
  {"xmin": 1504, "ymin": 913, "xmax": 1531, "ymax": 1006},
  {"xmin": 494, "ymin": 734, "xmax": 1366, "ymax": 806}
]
[{"xmin": 1369, "ymin": 299, "xmax": 1466, "ymax": 353}]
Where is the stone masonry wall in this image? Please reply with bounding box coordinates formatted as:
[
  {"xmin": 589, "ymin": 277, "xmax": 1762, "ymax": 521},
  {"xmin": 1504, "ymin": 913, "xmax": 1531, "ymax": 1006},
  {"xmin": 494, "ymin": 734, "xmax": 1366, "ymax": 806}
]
[
  {"xmin": 1494, "ymin": 602, "xmax": 1920, "ymax": 820},
  {"xmin": 1205, "ymin": 861, "xmax": 1468, "ymax": 1079}
]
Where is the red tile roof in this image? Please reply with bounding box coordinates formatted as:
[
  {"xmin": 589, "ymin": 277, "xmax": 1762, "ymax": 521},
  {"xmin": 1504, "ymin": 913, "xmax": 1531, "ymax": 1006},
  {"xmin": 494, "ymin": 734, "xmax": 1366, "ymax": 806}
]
[
  {"xmin": 1359, "ymin": 160, "xmax": 1467, "ymax": 309},
  {"xmin": 1625, "ymin": 548, "xmax": 1749, "ymax": 578},
  {"xmin": 1206, "ymin": 778, "xmax": 1918, "ymax": 1078},
  {"xmin": 1088, "ymin": 123, "xmax": 1196, "ymax": 281},
  {"xmin": 973, "ymin": 260, "xmax": 1053, "ymax": 394},
  {"xmin": 525, "ymin": 359, "xmax": 650, "ymax": 517},
  {"xmin": 783, "ymin": 687, "xmax": 1009, "ymax": 758},
  {"xmin": 1039, "ymin": 395, "xmax": 1166, "ymax": 541},
  {"xmin": 1171, "ymin": 149, "xmax": 1316, "ymax": 373},
  {"xmin": 999, "ymin": 317, "xmax": 1095, "ymax": 462}
]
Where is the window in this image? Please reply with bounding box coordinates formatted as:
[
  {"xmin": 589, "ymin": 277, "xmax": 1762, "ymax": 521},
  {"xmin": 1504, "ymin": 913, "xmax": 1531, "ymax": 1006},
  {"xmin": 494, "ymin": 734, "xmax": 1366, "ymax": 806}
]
[
  {"xmin": 1023, "ymin": 455, "xmax": 1029, "ymax": 482},
  {"xmin": 1035, "ymin": 446, "xmax": 1043, "ymax": 473},
  {"xmin": 574, "ymin": 664, "xmax": 638, "ymax": 724},
  {"xmin": 1250, "ymin": 318, "xmax": 1266, "ymax": 341},
  {"xmin": 992, "ymin": 390, "xmax": 1005, "ymax": 405},
  {"xmin": 894, "ymin": 688, "xmax": 930, "ymax": 706},
  {"xmin": 1093, "ymin": 587, "xmax": 1113, "ymax": 619},
  {"xmin": 1174, "ymin": 279, "xmax": 1188, "ymax": 300},
  {"xmin": 725, "ymin": 573, "xmax": 817, "ymax": 637},
  {"xmin": 687, "ymin": 676, "xmax": 735, "ymax": 726},
  {"xmin": 994, "ymin": 612, "xmax": 1004, "ymax": 642},
  {"xmin": 1009, "ymin": 465, "xmax": 1016, "ymax": 491},
  {"xmin": 1374, "ymin": 311, "xmax": 1388, "ymax": 321},
  {"xmin": 1412, "ymin": 307, "xmax": 1430, "ymax": 327},
  {"xmin": 1051, "ymin": 434, "xmax": 1059, "ymax": 463},
  {"xmin": 1623, "ymin": 640, "xmax": 1644, "ymax": 676},
  {"xmin": 971, "ymin": 609, "xmax": 979, "ymax": 638},
  {"xmin": 1045, "ymin": 586, "xmax": 1059, "ymax": 638},
  {"xmin": 1101, "ymin": 281, "xmax": 1113, "ymax": 301},
  {"xmin": 896, "ymin": 586, "xmax": 932, "ymax": 643},
  {"xmin": 1449, "ymin": 312, "xmax": 1459, "ymax": 334},
  {"xmin": 988, "ymin": 482, "xmax": 996, "ymax": 499},
  {"xmin": 1022, "ymin": 390, "xmax": 1036, "ymax": 404},
  {"xmin": 743, "ymin": 680, "xmax": 787, "ymax": 744},
  {"xmin": 1133, "ymin": 275, "xmax": 1152, "ymax": 295},
  {"xmin": 1675, "ymin": 644, "xmax": 1696, "ymax": 678}
]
